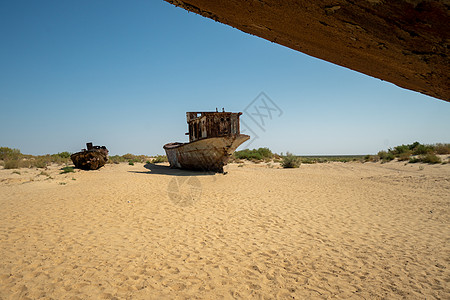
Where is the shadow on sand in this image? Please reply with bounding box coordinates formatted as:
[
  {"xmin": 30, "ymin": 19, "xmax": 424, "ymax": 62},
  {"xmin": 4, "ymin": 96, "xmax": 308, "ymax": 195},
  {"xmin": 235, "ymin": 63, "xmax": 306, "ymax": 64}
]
[{"xmin": 128, "ymin": 163, "xmax": 215, "ymax": 177}]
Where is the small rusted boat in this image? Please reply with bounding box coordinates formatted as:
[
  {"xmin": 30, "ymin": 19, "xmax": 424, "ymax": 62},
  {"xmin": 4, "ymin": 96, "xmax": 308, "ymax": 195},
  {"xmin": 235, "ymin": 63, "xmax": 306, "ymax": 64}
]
[
  {"xmin": 164, "ymin": 111, "xmax": 250, "ymax": 173},
  {"xmin": 71, "ymin": 142, "xmax": 109, "ymax": 170}
]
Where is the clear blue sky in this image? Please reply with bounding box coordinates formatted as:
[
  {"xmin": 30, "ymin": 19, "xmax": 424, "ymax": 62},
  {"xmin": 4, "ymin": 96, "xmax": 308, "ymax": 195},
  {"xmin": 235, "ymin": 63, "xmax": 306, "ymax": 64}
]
[{"xmin": 1, "ymin": 0, "xmax": 449, "ymax": 156}]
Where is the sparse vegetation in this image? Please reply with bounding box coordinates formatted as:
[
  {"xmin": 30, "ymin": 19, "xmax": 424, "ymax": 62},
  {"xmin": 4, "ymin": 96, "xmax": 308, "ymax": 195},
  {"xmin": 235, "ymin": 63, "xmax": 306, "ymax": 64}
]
[
  {"xmin": 364, "ymin": 154, "xmax": 379, "ymax": 162},
  {"xmin": 420, "ymin": 153, "xmax": 442, "ymax": 164},
  {"xmin": 234, "ymin": 148, "xmax": 273, "ymax": 162},
  {"xmin": 1, "ymin": 142, "xmax": 448, "ymax": 171},
  {"xmin": 56, "ymin": 151, "xmax": 72, "ymax": 158},
  {"xmin": 0, "ymin": 147, "xmax": 73, "ymax": 169},
  {"xmin": 281, "ymin": 152, "xmax": 301, "ymax": 168},
  {"xmin": 0, "ymin": 147, "xmax": 21, "ymax": 160},
  {"xmin": 374, "ymin": 142, "xmax": 448, "ymax": 164},
  {"xmin": 434, "ymin": 143, "xmax": 450, "ymax": 155},
  {"xmin": 232, "ymin": 142, "xmax": 448, "ymax": 166},
  {"xmin": 152, "ymin": 155, "xmax": 168, "ymax": 163},
  {"xmin": 108, "ymin": 155, "xmax": 123, "ymax": 164},
  {"xmin": 411, "ymin": 143, "xmax": 433, "ymax": 155},
  {"xmin": 378, "ymin": 150, "xmax": 395, "ymax": 162},
  {"xmin": 32, "ymin": 158, "xmax": 48, "ymax": 169},
  {"xmin": 410, "ymin": 153, "xmax": 442, "ymax": 164},
  {"xmin": 397, "ymin": 152, "xmax": 411, "ymax": 161},
  {"xmin": 4, "ymin": 159, "xmax": 20, "ymax": 169},
  {"xmin": 299, "ymin": 156, "xmax": 363, "ymax": 163},
  {"xmin": 109, "ymin": 154, "xmax": 158, "ymax": 164},
  {"xmin": 300, "ymin": 158, "xmax": 316, "ymax": 164},
  {"xmin": 60, "ymin": 166, "xmax": 75, "ymax": 174}
]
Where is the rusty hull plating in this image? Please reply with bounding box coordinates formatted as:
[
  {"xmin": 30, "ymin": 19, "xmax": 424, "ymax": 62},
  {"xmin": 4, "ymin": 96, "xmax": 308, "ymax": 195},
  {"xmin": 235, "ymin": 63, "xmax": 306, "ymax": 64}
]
[
  {"xmin": 70, "ymin": 142, "xmax": 109, "ymax": 170},
  {"xmin": 164, "ymin": 111, "xmax": 250, "ymax": 173}
]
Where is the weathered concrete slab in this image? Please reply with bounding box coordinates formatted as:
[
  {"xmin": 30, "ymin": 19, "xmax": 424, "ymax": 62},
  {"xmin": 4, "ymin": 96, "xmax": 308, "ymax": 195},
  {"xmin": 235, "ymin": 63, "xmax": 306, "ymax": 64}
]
[{"xmin": 165, "ymin": 0, "xmax": 450, "ymax": 102}]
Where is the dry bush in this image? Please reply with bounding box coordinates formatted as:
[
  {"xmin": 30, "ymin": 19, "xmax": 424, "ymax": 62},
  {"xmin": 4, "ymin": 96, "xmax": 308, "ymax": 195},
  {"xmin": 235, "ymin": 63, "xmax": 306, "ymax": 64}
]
[
  {"xmin": 434, "ymin": 143, "xmax": 450, "ymax": 155},
  {"xmin": 281, "ymin": 153, "xmax": 301, "ymax": 168},
  {"xmin": 397, "ymin": 152, "xmax": 411, "ymax": 161},
  {"xmin": 4, "ymin": 160, "xmax": 19, "ymax": 169},
  {"xmin": 420, "ymin": 153, "xmax": 441, "ymax": 164},
  {"xmin": 152, "ymin": 155, "xmax": 168, "ymax": 163}
]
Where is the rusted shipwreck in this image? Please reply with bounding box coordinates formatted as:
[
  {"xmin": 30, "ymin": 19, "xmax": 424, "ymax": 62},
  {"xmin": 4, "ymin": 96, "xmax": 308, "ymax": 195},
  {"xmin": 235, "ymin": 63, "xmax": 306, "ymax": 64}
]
[
  {"xmin": 71, "ymin": 142, "xmax": 109, "ymax": 170},
  {"xmin": 164, "ymin": 111, "xmax": 250, "ymax": 173}
]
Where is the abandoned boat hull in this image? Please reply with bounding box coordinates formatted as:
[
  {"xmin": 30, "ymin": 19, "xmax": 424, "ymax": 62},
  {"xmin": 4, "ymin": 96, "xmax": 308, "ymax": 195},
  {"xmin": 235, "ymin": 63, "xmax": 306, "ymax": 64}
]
[
  {"xmin": 71, "ymin": 149, "xmax": 108, "ymax": 170},
  {"xmin": 164, "ymin": 134, "xmax": 250, "ymax": 173}
]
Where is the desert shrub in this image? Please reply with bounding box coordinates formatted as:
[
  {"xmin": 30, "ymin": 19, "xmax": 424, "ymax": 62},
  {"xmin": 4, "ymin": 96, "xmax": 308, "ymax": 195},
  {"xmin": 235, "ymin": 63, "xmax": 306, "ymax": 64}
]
[
  {"xmin": 378, "ymin": 151, "xmax": 394, "ymax": 162},
  {"xmin": 18, "ymin": 159, "xmax": 32, "ymax": 168},
  {"xmin": 364, "ymin": 155, "xmax": 379, "ymax": 162},
  {"xmin": 49, "ymin": 155, "xmax": 65, "ymax": 165},
  {"xmin": 338, "ymin": 157, "xmax": 354, "ymax": 163},
  {"xmin": 56, "ymin": 152, "xmax": 71, "ymax": 158},
  {"xmin": 122, "ymin": 154, "xmax": 145, "ymax": 162},
  {"xmin": 420, "ymin": 153, "xmax": 441, "ymax": 164},
  {"xmin": 397, "ymin": 152, "xmax": 411, "ymax": 161},
  {"xmin": 408, "ymin": 154, "xmax": 441, "ymax": 164},
  {"xmin": 153, "ymin": 155, "xmax": 168, "ymax": 163},
  {"xmin": 122, "ymin": 153, "xmax": 135, "ymax": 160},
  {"xmin": 0, "ymin": 147, "xmax": 21, "ymax": 160},
  {"xmin": 301, "ymin": 158, "xmax": 316, "ymax": 164},
  {"xmin": 281, "ymin": 152, "xmax": 301, "ymax": 168},
  {"xmin": 412, "ymin": 144, "xmax": 434, "ymax": 155},
  {"xmin": 375, "ymin": 142, "xmax": 449, "ymax": 163},
  {"xmin": 32, "ymin": 158, "xmax": 49, "ymax": 168},
  {"xmin": 434, "ymin": 143, "xmax": 450, "ymax": 155},
  {"xmin": 60, "ymin": 166, "xmax": 75, "ymax": 174},
  {"xmin": 234, "ymin": 148, "xmax": 273, "ymax": 161},
  {"xmin": 256, "ymin": 147, "xmax": 273, "ymax": 159},
  {"xmin": 408, "ymin": 141, "xmax": 421, "ymax": 150},
  {"xmin": 390, "ymin": 144, "xmax": 410, "ymax": 156},
  {"xmin": 132, "ymin": 155, "xmax": 149, "ymax": 163},
  {"xmin": 4, "ymin": 159, "xmax": 19, "ymax": 169},
  {"xmin": 234, "ymin": 149, "xmax": 262, "ymax": 161},
  {"xmin": 108, "ymin": 155, "xmax": 125, "ymax": 164},
  {"xmin": 377, "ymin": 150, "xmax": 387, "ymax": 159},
  {"xmin": 110, "ymin": 154, "xmax": 152, "ymax": 164},
  {"xmin": 128, "ymin": 161, "xmax": 134, "ymax": 166}
]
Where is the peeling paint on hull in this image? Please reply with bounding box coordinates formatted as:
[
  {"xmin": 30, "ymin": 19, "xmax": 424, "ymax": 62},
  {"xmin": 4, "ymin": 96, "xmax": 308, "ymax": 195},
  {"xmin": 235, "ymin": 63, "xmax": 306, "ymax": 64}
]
[{"xmin": 164, "ymin": 134, "xmax": 250, "ymax": 173}]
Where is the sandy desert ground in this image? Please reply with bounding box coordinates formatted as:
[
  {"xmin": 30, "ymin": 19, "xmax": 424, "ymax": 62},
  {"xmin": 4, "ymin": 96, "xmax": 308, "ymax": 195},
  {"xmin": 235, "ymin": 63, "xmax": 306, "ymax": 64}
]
[{"xmin": 0, "ymin": 160, "xmax": 449, "ymax": 299}]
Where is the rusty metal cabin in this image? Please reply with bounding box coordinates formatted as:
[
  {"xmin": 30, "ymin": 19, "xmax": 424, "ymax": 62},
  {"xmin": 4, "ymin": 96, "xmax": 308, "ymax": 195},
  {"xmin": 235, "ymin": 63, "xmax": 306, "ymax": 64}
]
[{"xmin": 186, "ymin": 112, "xmax": 242, "ymax": 143}]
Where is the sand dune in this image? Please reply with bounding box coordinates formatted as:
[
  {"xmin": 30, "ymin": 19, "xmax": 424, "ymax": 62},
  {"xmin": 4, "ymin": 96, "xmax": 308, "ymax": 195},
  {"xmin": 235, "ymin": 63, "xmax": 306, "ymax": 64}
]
[{"xmin": 0, "ymin": 161, "xmax": 449, "ymax": 299}]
